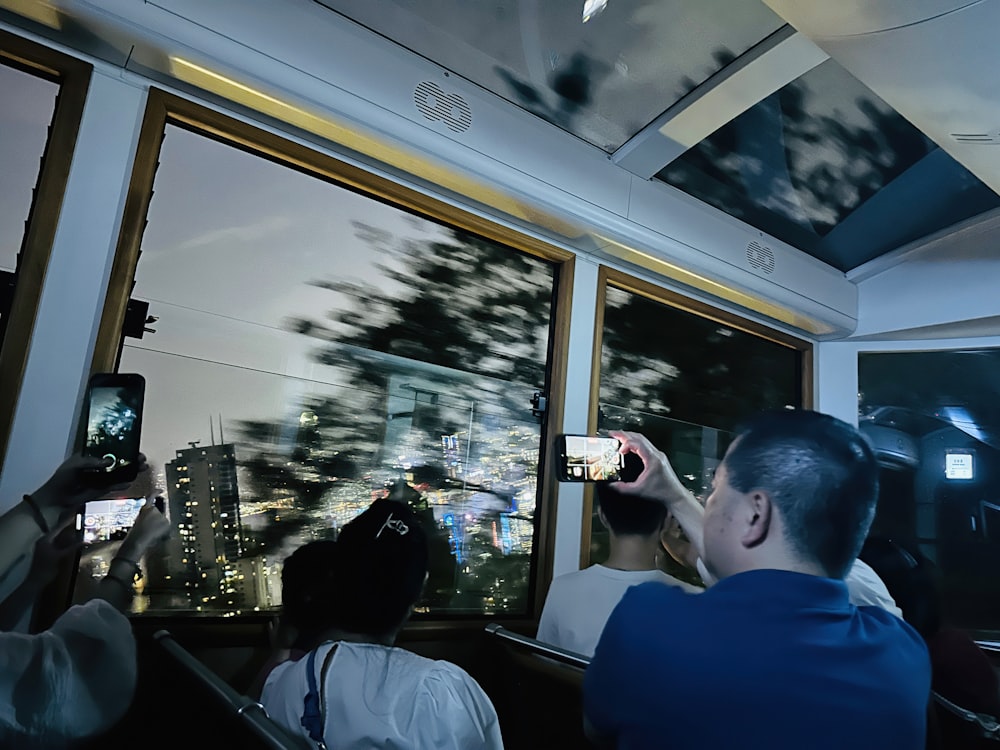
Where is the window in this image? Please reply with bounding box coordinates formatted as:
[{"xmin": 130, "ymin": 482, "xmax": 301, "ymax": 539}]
[
  {"xmin": 0, "ymin": 32, "xmax": 90, "ymax": 468},
  {"xmin": 588, "ymin": 271, "xmax": 806, "ymax": 575},
  {"xmin": 658, "ymin": 59, "xmax": 1000, "ymax": 271},
  {"xmin": 859, "ymin": 349, "xmax": 1000, "ymax": 632},
  {"xmin": 79, "ymin": 95, "xmax": 567, "ymax": 618},
  {"xmin": 0, "ymin": 60, "xmax": 57, "ymax": 283}
]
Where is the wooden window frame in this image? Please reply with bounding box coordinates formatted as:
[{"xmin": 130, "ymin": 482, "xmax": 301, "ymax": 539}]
[
  {"xmin": 0, "ymin": 30, "xmax": 92, "ymax": 471},
  {"xmin": 89, "ymin": 88, "xmax": 575, "ymax": 628}
]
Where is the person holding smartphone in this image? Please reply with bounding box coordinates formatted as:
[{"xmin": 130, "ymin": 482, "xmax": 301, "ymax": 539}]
[
  {"xmin": 0, "ymin": 454, "xmax": 169, "ymax": 746},
  {"xmin": 583, "ymin": 410, "xmax": 931, "ymax": 750}
]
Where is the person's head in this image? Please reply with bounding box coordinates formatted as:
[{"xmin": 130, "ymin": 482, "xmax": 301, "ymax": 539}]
[
  {"xmin": 860, "ymin": 538, "xmax": 941, "ymax": 638},
  {"xmin": 702, "ymin": 409, "xmax": 879, "ymax": 580},
  {"xmin": 328, "ymin": 499, "xmax": 429, "ymax": 641},
  {"xmin": 596, "ymin": 482, "xmax": 666, "ymax": 539},
  {"xmin": 281, "ymin": 540, "xmax": 338, "ymax": 645}
]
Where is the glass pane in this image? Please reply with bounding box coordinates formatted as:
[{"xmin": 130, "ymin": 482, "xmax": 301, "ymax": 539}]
[
  {"xmin": 73, "ymin": 125, "xmax": 557, "ymax": 617},
  {"xmin": 859, "ymin": 350, "xmax": 1000, "ymax": 633},
  {"xmin": 591, "ymin": 284, "xmax": 801, "ymax": 568},
  {"xmin": 658, "ymin": 59, "xmax": 1000, "ymax": 271},
  {"xmin": 0, "ymin": 59, "xmax": 59, "ymax": 332},
  {"xmin": 318, "ymin": 0, "xmax": 784, "ymax": 152}
]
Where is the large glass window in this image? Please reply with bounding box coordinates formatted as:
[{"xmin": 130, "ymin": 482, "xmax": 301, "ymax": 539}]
[
  {"xmin": 0, "ymin": 58, "xmax": 59, "ymax": 340},
  {"xmin": 318, "ymin": 0, "xmax": 784, "ymax": 151},
  {"xmin": 658, "ymin": 59, "xmax": 1000, "ymax": 271},
  {"xmin": 589, "ymin": 275, "xmax": 805, "ymax": 576},
  {"xmin": 76, "ymin": 120, "xmax": 562, "ymax": 618},
  {"xmin": 859, "ymin": 349, "xmax": 1000, "ymax": 633}
]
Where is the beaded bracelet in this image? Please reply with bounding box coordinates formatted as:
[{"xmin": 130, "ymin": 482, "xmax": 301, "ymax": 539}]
[{"xmin": 22, "ymin": 494, "xmax": 50, "ymax": 534}]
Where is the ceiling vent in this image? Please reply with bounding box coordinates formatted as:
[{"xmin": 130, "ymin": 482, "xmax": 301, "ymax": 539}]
[
  {"xmin": 746, "ymin": 240, "xmax": 775, "ymax": 274},
  {"xmin": 413, "ymin": 81, "xmax": 472, "ymax": 133},
  {"xmin": 950, "ymin": 130, "xmax": 1000, "ymax": 145}
]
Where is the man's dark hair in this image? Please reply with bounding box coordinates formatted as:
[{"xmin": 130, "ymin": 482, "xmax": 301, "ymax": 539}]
[
  {"xmin": 724, "ymin": 409, "xmax": 878, "ymax": 579},
  {"xmin": 329, "ymin": 499, "xmax": 429, "ymax": 637},
  {"xmin": 597, "ymin": 482, "xmax": 666, "ymax": 537}
]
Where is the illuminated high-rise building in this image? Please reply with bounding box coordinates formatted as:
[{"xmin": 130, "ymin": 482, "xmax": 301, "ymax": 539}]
[{"xmin": 164, "ymin": 442, "xmax": 243, "ymax": 609}]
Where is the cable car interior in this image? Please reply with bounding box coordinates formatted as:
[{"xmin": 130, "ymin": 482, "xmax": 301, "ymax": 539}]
[{"xmin": 2, "ymin": 1, "xmax": 1000, "ymax": 747}]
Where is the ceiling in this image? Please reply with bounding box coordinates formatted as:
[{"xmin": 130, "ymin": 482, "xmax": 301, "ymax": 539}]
[{"xmin": 314, "ymin": 0, "xmax": 1000, "ymax": 273}]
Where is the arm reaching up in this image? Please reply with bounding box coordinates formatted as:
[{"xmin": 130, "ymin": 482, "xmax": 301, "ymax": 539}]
[{"xmin": 609, "ymin": 431, "xmax": 707, "ymax": 565}]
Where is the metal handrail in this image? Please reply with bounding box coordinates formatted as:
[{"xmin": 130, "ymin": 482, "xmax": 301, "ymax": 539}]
[
  {"xmin": 153, "ymin": 630, "xmax": 311, "ymax": 750},
  {"xmin": 484, "ymin": 623, "xmax": 591, "ymax": 669},
  {"xmin": 933, "ymin": 691, "xmax": 1000, "ymax": 741}
]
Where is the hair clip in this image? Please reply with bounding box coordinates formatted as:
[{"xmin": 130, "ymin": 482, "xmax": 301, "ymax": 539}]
[{"xmin": 376, "ymin": 513, "xmax": 409, "ymax": 539}]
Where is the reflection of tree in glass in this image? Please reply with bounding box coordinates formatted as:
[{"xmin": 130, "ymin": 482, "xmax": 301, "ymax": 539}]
[
  {"xmin": 661, "ymin": 56, "xmax": 933, "ymax": 251},
  {"xmin": 88, "ymin": 387, "xmax": 138, "ymax": 450},
  {"xmin": 494, "ymin": 52, "xmax": 611, "ymax": 134},
  {"xmin": 236, "ymin": 224, "xmax": 554, "ymax": 614},
  {"xmin": 598, "ymin": 287, "xmax": 799, "ymax": 435}
]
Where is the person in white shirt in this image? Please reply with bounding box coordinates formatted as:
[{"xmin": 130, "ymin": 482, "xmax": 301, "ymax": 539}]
[
  {"xmin": 0, "ymin": 454, "xmax": 170, "ymax": 746},
  {"xmin": 261, "ymin": 499, "xmax": 503, "ymax": 750},
  {"xmin": 537, "ymin": 482, "xmax": 701, "ymax": 658}
]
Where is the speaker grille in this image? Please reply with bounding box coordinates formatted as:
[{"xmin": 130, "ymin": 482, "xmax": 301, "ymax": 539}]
[
  {"xmin": 413, "ymin": 81, "xmax": 473, "ymax": 133},
  {"xmin": 746, "ymin": 240, "xmax": 775, "ymax": 274}
]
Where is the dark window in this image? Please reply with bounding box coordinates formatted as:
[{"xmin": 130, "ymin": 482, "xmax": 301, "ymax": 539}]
[
  {"xmin": 859, "ymin": 349, "xmax": 1000, "ymax": 632},
  {"xmin": 590, "ymin": 279, "xmax": 803, "ymax": 574}
]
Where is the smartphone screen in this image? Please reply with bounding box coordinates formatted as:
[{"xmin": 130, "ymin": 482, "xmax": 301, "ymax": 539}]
[
  {"xmin": 558, "ymin": 435, "xmax": 624, "ymax": 481},
  {"xmin": 83, "ymin": 373, "xmax": 145, "ymax": 483},
  {"xmin": 80, "ymin": 498, "xmax": 146, "ymax": 544}
]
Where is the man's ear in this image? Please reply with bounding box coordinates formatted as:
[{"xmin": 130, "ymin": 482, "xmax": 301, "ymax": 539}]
[
  {"xmin": 597, "ymin": 506, "xmax": 609, "ymax": 529},
  {"xmin": 740, "ymin": 491, "xmax": 772, "ymax": 548}
]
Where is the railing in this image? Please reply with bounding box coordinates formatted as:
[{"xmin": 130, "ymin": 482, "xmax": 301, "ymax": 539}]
[
  {"xmin": 152, "ymin": 630, "xmax": 312, "ymax": 750},
  {"xmin": 933, "ymin": 691, "xmax": 1000, "ymax": 741},
  {"xmin": 484, "ymin": 622, "xmax": 590, "ymax": 669}
]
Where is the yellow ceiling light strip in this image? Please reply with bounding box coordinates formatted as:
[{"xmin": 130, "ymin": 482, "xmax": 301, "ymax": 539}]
[
  {"xmin": 168, "ymin": 57, "xmax": 583, "ymax": 240},
  {"xmin": 597, "ymin": 237, "xmax": 834, "ymax": 335},
  {"xmin": 0, "ymin": 0, "xmax": 61, "ymax": 29}
]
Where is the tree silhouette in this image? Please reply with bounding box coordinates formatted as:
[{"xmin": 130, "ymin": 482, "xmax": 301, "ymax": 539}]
[{"xmin": 232, "ymin": 222, "xmax": 556, "ymax": 613}]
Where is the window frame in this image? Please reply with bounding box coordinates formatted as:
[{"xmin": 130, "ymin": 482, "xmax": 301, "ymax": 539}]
[
  {"xmin": 580, "ymin": 265, "xmax": 814, "ymax": 567},
  {"xmin": 88, "ymin": 88, "xmax": 576, "ymax": 629},
  {"xmin": 0, "ymin": 30, "xmax": 92, "ymax": 471}
]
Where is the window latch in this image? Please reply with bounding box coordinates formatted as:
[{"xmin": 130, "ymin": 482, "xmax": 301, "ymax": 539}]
[{"xmin": 530, "ymin": 391, "xmax": 547, "ymax": 420}]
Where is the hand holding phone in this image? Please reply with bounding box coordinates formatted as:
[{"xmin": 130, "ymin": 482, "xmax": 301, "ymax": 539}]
[
  {"xmin": 81, "ymin": 373, "xmax": 145, "ymax": 486},
  {"xmin": 557, "ymin": 435, "xmax": 625, "ymax": 482}
]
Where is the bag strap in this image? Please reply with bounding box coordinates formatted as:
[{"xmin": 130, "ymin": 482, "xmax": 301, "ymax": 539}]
[{"xmin": 300, "ymin": 643, "xmax": 339, "ymax": 749}]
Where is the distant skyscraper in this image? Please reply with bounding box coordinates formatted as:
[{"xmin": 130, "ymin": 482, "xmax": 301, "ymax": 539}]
[{"xmin": 164, "ymin": 443, "xmax": 243, "ymax": 609}]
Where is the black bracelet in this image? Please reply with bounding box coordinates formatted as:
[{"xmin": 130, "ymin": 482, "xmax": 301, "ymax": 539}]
[
  {"xmin": 22, "ymin": 495, "xmax": 50, "ymax": 534},
  {"xmin": 102, "ymin": 572, "xmax": 135, "ymax": 596}
]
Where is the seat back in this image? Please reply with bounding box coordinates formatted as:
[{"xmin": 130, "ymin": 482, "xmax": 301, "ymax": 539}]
[
  {"xmin": 932, "ymin": 691, "xmax": 1000, "ymax": 748},
  {"xmin": 484, "ymin": 623, "xmax": 591, "ymax": 749},
  {"xmin": 152, "ymin": 630, "xmax": 313, "ymax": 750}
]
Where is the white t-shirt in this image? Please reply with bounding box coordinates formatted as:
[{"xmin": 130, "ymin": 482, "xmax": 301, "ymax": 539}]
[
  {"xmin": 695, "ymin": 557, "xmax": 903, "ymax": 617},
  {"xmin": 262, "ymin": 640, "xmax": 503, "ymax": 750},
  {"xmin": 537, "ymin": 565, "xmax": 702, "ymax": 657},
  {"xmin": 0, "ymin": 599, "xmax": 137, "ymax": 747}
]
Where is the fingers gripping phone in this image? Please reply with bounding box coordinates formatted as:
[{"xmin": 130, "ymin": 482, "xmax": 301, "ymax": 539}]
[
  {"xmin": 81, "ymin": 373, "xmax": 145, "ymax": 485},
  {"xmin": 557, "ymin": 435, "xmax": 625, "ymax": 482}
]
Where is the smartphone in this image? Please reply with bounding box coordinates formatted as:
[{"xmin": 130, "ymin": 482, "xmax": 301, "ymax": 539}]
[
  {"xmin": 81, "ymin": 373, "xmax": 145, "ymax": 485},
  {"xmin": 557, "ymin": 434, "xmax": 624, "ymax": 482},
  {"xmin": 80, "ymin": 497, "xmax": 146, "ymax": 544}
]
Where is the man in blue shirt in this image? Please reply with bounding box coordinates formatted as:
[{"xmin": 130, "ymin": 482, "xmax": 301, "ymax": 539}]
[{"xmin": 583, "ymin": 410, "xmax": 930, "ymax": 749}]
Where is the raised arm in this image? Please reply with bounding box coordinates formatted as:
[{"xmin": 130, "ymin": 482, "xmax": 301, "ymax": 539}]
[
  {"xmin": 0, "ymin": 455, "xmax": 127, "ymax": 591},
  {"xmin": 609, "ymin": 431, "xmax": 706, "ymax": 564}
]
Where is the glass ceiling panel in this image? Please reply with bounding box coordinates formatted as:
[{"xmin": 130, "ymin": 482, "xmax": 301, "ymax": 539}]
[
  {"xmin": 315, "ymin": 0, "xmax": 785, "ymax": 152},
  {"xmin": 657, "ymin": 59, "xmax": 1000, "ymax": 272}
]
